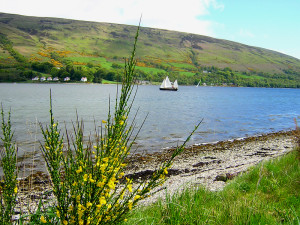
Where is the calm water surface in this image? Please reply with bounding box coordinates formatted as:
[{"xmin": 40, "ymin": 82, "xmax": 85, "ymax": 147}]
[{"xmin": 0, "ymin": 83, "xmax": 299, "ymax": 175}]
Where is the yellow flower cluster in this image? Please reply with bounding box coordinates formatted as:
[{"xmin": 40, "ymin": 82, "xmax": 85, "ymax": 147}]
[
  {"xmin": 44, "ymin": 103, "xmax": 177, "ymax": 224},
  {"xmin": 158, "ymin": 166, "xmax": 169, "ymax": 180},
  {"xmin": 76, "ymin": 166, "xmax": 83, "ymax": 174},
  {"xmin": 40, "ymin": 215, "xmax": 47, "ymax": 223}
]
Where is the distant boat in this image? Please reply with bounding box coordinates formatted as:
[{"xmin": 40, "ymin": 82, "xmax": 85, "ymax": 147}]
[
  {"xmin": 196, "ymin": 80, "xmax": 201, "ymax": 87},
  {"xmin": 160, "ymin": 76, "xmax": 178, "ymax": 91}
]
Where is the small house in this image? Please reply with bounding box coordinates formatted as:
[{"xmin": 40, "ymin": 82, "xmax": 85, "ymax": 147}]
[
  {"xmin": 81, "ymin": 77, "xmax": 87, "ymax": 82},
  {"xmin": 64, "ymin": 77, "xmax": 70, "ymax": 82}
]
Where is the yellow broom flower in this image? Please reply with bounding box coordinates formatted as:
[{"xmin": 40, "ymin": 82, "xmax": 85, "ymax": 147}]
[{"xmin": 40, "ymin": 215, "xmax": 47, "ymax": 223}]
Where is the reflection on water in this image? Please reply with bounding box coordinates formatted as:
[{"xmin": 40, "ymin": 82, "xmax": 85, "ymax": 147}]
[{"xmin": 0, "ymin": 83, "xmax": 300, "ymax": 176}]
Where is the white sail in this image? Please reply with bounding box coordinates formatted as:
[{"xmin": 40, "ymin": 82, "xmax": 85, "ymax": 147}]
[
  {"xmin": 165, "ymin": 76, "xmax": 172, "ymax": 88},
  {"xmin": 173, "ymin": 80, "xmax": 178, "ymax": 88},
  {"xmin": 160, "ymin": 78, "xmax": 166, "ymax": 88}
]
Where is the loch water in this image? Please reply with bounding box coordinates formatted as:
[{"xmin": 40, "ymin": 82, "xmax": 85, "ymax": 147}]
[{"xmin": 0, "ymin": 83, "xmax": 299, "ymax": 175}]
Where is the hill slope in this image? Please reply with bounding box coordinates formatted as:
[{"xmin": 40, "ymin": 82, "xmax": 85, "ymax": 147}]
[{"xmin": 0, "ymin": 12, "xmax": 300, "ymax": 87}]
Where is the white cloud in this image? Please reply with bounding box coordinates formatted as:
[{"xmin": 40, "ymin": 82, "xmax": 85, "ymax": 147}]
[{"xmin": 1, "ymin": 0, "xmax": 223, "ymax": 36}]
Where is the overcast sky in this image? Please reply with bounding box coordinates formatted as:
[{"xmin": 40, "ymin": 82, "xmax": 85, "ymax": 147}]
[{"xmin": 1, "ymin": 0, "xmax": 300, "ymax": 59}]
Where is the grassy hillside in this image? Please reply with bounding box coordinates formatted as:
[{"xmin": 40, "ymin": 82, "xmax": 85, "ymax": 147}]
[{"xmin": 1, "ymin": 12, "xmax": 300, "ymax": 87}]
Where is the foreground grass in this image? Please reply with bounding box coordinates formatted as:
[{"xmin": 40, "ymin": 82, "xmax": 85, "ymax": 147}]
[{"xmin": 126, "ymin": 150, "xmax": 300, "ymax": 224}]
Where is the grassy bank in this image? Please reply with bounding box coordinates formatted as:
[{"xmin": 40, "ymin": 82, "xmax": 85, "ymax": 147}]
[{"xmin": 126, "ymin": 149, "xmax": 300, "ymax": 224}]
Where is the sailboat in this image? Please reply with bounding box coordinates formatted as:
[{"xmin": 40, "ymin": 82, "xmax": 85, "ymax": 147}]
[{"xmin": 159, "ymin": 76, "xmax": 178, "ymax": 91}]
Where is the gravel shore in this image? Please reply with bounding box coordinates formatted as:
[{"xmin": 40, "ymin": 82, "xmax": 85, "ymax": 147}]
[
  {"xmin": 15, "ymin": 130, "xmax": 297, "ymax": 215},
  {"xmin": 126, "ymin": 130, "xmax": 297, "ymax": 205}
]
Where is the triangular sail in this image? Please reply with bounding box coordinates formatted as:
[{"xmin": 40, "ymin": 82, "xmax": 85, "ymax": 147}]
[
  {"xmin": 165, "ymin": 76, "xmax": 172, "ymax": 88},
  {"xmin": 173, "ymin": 80, "xmax": 178, "ymax": 88},
  {"xmin": 160, "ymin": 78, "xmax": 166, "ymax": 88}
]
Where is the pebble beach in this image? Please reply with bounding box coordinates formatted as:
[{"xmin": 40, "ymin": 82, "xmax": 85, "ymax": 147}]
[{"xmin": 14, "ymin": 130, "xmax": 297, "ymax": 216}]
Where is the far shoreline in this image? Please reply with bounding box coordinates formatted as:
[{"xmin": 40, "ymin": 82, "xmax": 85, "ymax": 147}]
[{"xmin": 1, "ymin": 82, "xmax": 300, "ymax": 89}]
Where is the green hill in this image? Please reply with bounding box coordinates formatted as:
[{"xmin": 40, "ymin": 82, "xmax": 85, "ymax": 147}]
[{"xmin": 0, "ymin": 12, "xmax": 300, "ymax": 87}]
